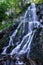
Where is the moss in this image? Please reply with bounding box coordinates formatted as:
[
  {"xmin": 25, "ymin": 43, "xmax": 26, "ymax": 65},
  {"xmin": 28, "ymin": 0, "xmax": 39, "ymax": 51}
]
[
  {"xmin": 0, "ymin": 22, "xmax": 14, "ymax": 30},
  {"xmin": 30, "ymin": 0, "xmax": 43, "ymax": 4},
  {"xmin": 18, "ymin": 27, "xmax": 22, "ymax": 36},
  {"xmin": 16, "ymin": 3, "xmax": 30, "ymax": 17}
]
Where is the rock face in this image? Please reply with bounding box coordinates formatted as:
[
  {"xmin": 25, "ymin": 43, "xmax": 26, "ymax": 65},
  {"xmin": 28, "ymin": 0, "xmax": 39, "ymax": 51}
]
[
  {"xmin": 0, "ymin": 23, "xmax": 19, "ymax": 53},
  {"xmin": 29, "ymin": 29, "xmax": 43, "ymax": 64},
  {"xmin": 36, "ymin": 3, "xmax": 43, "ymax": 23},
  {"xmin": 29, "ymin": 3, "xmax": 43, "ymax": 64}
]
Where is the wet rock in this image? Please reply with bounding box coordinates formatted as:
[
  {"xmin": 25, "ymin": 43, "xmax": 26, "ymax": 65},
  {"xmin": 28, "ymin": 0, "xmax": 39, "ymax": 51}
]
[
  {"xmin": 0, "ymin": 23, "xmax": 19, "ymax": 53},
  {"xmin": 29, "ymin": 4, "xmax": 43, "ymax": 62},
  {"xmin": 0, "ymin": 31, "xmax": 5, "ymax": 39},
  {"xmin": 36, "ymin": 3, "xmax": 43, "ymax": 24},
  {"xmin": 6, "ymin": 46, "xmax": 14, "ymax": 53},
  {"xmin": 29, "ymin": 28, "xmax": 43, "ymax": 64}
]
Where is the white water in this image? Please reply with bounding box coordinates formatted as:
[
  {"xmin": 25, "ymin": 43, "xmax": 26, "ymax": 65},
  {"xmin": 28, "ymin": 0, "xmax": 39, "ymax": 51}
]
[
  {"xmin": 10, "ymin": 32, "xmax": 32, "ymax": 55},
  {"xmin": 10, "ymin": 3, "xmax": 40, "ymax": 56},
  {"xmin": 1, "ymin": 4, "xmax": 31, "ymax": 55},
  {"xmin": 2, "ymin": 3, "xmax": 41, "ymax": 56},
  {"xmin": 2, "ymin": 46, "xmax": 9, "ymax": 54},
  {"xmin": 19, "ymin": 30, "xmax": 36, "ymax": 55}
]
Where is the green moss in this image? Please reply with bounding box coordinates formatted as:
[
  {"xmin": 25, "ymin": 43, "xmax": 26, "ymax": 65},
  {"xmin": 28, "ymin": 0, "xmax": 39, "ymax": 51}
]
[
  {"xmin": 30, "ymin": 0, "xmax": 43, "ymax": 4},
  {"xmin": 18, "ymin": 27, "xmax": 22, "ymax": 36},
  {"xmin": 0, "ymin": 22, "xmax": 13, "ymax": 30}
]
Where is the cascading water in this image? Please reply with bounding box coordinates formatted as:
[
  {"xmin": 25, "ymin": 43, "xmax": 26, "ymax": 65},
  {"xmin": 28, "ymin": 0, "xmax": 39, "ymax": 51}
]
[
  {"xmin": 1, "ymin": 3, "xmax": 41, "ymax": 57},
  {"xmin": 1, "ymin": 3, "xmax": 43, "ymax": 65},
  {"xmin": 1, "ymin": 4, "xmax": 30, "ymax": 55},
  {"xmin": 10, "ymin": 3, "xmax": 40, "ymax": 56},
  {"xmin": 1, "ymin": 19, "xmax": 23, "ymax": 54}
]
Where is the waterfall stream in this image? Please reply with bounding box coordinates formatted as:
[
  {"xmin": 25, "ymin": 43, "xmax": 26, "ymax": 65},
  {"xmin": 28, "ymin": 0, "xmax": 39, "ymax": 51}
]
[
  {"xmin": 1, "ymin": 3, "xmax": 42, "ymax": 57},
  {"xmin": 1, "ymin": 3, "xmax": 43, "ymax": 65}
]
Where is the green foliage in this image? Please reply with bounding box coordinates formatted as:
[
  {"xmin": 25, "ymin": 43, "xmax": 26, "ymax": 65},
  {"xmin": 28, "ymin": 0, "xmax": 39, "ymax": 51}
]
[
  {"xmin": 0, "ymin": 0, "xmax": 43, "ymax": 30},
  {"xmin": 30, "ymin": 0, "xmax": 43, "ymax": 3},
  {"xmin": 0, "ymin": 0, "xmax": 22, "ymax": 22},
  {"xmin": 0, "ymin": 2, "xmax": 9, "ymax": 22},
  {"xmin": 0, "ymin": 22, "xmax": 13, "ymax": 30}
]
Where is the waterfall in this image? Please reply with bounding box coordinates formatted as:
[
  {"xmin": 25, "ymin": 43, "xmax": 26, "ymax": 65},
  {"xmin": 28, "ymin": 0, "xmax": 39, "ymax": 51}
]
[
  {"xmin": 10, "ymin": 3, "xmax": 40, "ymax": 56},
  {"xmin": 1, "ymin": 3, "xmax": 41, "ymax": 56},
  {"xmin": 10, "ymin": 32, "xmax": 32, "ymax": 55}
]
